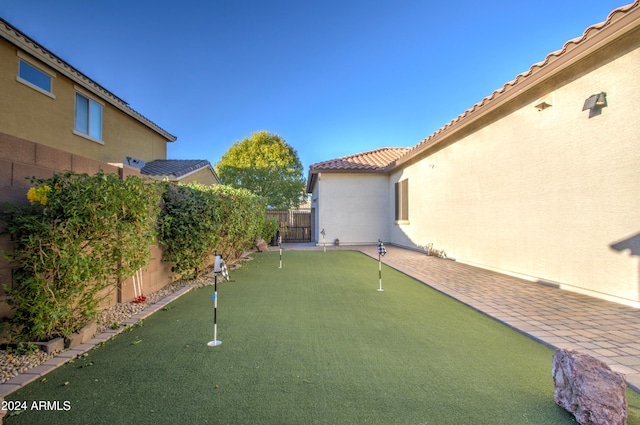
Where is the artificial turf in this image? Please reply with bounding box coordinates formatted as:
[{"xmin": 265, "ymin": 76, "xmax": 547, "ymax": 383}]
[{"xmin": 5, "ymin": 250, "xmax": 640, "ymax": 424}]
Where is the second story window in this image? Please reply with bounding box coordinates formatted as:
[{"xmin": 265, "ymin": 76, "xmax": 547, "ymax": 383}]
[
  {"xmin": 74, "ymin": 92, "xmax": 103, "ymax": 141},
  {"xmin": 17, "ymin": 58, "xmax": 54, "ymax": 97}
]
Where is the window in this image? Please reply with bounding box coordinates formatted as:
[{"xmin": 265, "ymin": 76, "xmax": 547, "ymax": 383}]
[
  {"xmin": 17, "ymin": 59, "xmax": 54, "ymax": 96},
  {"xmin": 395, "ymin": 179, "xmax": 409, "ymax": 222},
  {"xmin": 74, "ymin": 92, "xmax": 103, "ymax": 141}
]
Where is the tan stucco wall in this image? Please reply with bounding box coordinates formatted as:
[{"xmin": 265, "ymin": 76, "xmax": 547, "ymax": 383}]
[
  {"xmin": 0, "ymin": 40, "xmax": 167, "ymax": 164},
  {"xmin": 176, "ymin": 168, "xmax": 220, "ymax": 186},
  {"xmin": 389, "ymin": 36, "xmax": 640, "ymax": 305},
  {"xmin": 314, "ymin": 173, "xmax": 389, "ymax": 245}
]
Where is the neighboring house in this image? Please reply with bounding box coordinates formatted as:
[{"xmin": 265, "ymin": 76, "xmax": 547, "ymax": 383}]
[
  {"xmin": 140, "ymin": 159, "xmax": 221, "ymax": 185},
  {"xmin": 0, "ymin": 17, "xmax": 221, "ymax": 190},
  {"xmin": 0, "ymin": 18, "xmax": 217, "ymax": 311},
  {"xmin": 308, "ymin": 2, "xmax": 640, "ymax": 307},
  {"xmin": 0, "ymin": 18, "xmax": 176, "ymax": 166},
  {"xmin": 307, "ymin": 148, "xmax": 409, "ymax": 244}
]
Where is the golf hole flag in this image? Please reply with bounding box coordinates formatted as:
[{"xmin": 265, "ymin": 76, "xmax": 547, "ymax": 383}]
[
  {"xmin": 221, "ymin": 259, "xmax": 229, "ymax": 281},
  {"xmin": 378, "ymin": 240, "xmax": 386, "ymax": 256},
  {"xmin": 278, "ymin": 233, "xmax": 283, "ymax": 268},
  {"xmin": 377, "ymin": 240, "xmax": 386, "ymax": 291},
  {"xmin": 209, "ymin": 252, "xmax": 226, "ymax": 347},
  {"xmin": 214, "ymin": 254, "xmax": 230, "ymax": 281}
]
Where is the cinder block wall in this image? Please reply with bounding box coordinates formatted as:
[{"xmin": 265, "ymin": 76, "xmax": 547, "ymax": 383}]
[{"xmin": 0, "ymin": 132, "xmax": 175, "ymax": 318}]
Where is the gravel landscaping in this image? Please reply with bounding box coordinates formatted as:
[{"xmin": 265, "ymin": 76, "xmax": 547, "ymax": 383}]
[{"xmin": 0, "ymin": 275, "xmax": 217, "ymax": 384}]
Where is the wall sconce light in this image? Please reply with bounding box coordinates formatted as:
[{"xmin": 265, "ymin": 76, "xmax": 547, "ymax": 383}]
[
  {"xmin": 534, "ymin": 94, "xmax": 553, "ymax": 111},
  {"xmin": 535, "ymin": 101, "xmax": 552, "ymax": 111},
  {"xmin": 582, "ymin": 92, "xmax": 607, "ymax": 117}
]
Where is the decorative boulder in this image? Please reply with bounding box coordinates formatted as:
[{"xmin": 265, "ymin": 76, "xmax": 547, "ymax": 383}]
[
  {"xmin": 552, "ymin": 349, "xmax": 627, "ymax": 425},
  {"xmin": 256, "ymin": 238, "xmax": 269, "ymax": 252}
]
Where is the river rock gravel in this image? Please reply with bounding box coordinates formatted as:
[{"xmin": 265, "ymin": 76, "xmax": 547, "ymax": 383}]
[{"xmin": 0, "ymin": 275, "xmax": 218, "ymax": 384}]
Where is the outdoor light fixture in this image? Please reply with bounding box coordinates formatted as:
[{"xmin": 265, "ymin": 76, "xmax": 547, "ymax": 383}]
[
  {"xmin": 582, "ymin": 92, "xmax": 607, "ymax": 117},
  {"xmin": 535, "ymin": 101, "xmax": 552, "ymax": 111},
  {"xmin": 534, "ymin": 93, "xmax": 554, "ymax": 111}
]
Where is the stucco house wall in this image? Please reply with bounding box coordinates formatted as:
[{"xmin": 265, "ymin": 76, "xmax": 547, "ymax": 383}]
[
  {"xmin": 308, "ymin": 3, "xmax": 640, "ymax": 307},
  {"xmin": 0, "ymin": 20, "xmax": 175, "ymax": 165},
  {"xmin": 389, "ymin": 14, "xmax": 640, "ymax": 306},
  {"xmin": 176, "ymin": 167, "xmax": 220, "ymax": 185},
  {"xmin": 312, "ymin": 173, "xmax": 389, "ymax": 245}
]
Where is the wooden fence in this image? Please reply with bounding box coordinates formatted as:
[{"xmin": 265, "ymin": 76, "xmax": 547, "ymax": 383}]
[{"xmin": 266, "ymin": 209, "xmax": 312, "ymax": 243}]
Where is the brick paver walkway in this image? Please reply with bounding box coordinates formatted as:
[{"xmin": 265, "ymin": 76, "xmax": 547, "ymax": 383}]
[{"xmin": 286, "ymin": 243, "xmax": 640, "ymax": 392}]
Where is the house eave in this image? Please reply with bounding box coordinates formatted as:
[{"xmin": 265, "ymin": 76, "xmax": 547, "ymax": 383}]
[
  {"xmin": 171, "ymin": 165, "xmax": 221, "ymax": 184},
  {"xmin": 391, "ymin": 1, "xmax": 640, "ymax": 170},
  {"xmin": 306, "ymin": 167, "xmax": 388, "ymax": 193}
]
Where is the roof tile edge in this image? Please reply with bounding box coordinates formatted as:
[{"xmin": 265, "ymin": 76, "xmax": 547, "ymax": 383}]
[{"xmin": 393, "ymin": 1, "xmax": 639, "ymax": 167}]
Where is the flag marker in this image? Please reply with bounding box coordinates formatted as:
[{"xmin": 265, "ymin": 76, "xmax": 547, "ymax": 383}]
[
  {"xmin": 208, "ymin": 252, "xmax": 225, "ymax": 347},
  {"xmin": 278, "ymin": 234, "xmax": 283, "ymax": 268},
  {"xmin": 377, "ymin": 240, "xmax": 386, "ymax": 292}
]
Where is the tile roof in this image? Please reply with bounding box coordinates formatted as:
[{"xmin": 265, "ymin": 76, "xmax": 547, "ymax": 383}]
[
  {"xmin": 141, "ymin": 159, "xmax": 213, "ymax": 178},
  {"xmin": 395, "ymin": 1, "xmax": 639, "ymax": 167},
  {"xmin": 306, "ymin": 2, "xmax": 639, "ymax": 192},
  {"xmin": 310, "ymin": 147, "xmax": 410, "ymax": 172}
]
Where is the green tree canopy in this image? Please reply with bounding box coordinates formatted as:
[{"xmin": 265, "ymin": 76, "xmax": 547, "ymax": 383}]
[{"xmin": 215, "ymin": 131, "xmax": 306, "ymax": 210}]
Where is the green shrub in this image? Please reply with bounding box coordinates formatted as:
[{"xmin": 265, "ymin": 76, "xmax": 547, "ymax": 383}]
[
  {"xmin": 158, "ymin": 183, "xmax": 220, "ymax": 279},
  {"xmin": 1, "ymin": 173, "xmax": 268, "ymax": 341},
  {"xmin": 213, "ymin": 185, "xmax": 266, "ymax": 260},
  {"xmin": 158, "ymin": 183, "xmax": 266, "ymax": 279},
  {"xmin": 262, "ymin": 217, "xmax": 278, "ymax": 242},
  {"xmin": 1, "ymin": 172, "xmax": 161, "ymax": 342}
]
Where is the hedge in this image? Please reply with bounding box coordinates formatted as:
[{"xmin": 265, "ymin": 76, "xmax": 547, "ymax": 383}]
[
  {"xmin": 1, "ymin": 174, "xmax": 272, "ymax": 342},
  {"xmin": 158, "ymin": 183, "xmax": 268, "ymax": 279}
]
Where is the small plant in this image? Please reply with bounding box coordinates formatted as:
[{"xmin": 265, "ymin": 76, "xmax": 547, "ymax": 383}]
[
  {"xmin": 421, "ymin": 243, "xmax": 447, "ymax": 259},
  {"xmin": 5, "ymin": 342, "xmax": 40, "ymax": 356},
  {"xmin": 262, "ymin": 216, "xmax": 278, "ymax": 242},
  {"xmin": 17, "ymin": 342, "xmax": 39, "ymax": 355}
]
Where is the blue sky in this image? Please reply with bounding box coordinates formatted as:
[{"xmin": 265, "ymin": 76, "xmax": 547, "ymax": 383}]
[{"xmin": 0, "ymin": 1, "xmax": 628, "ymax": 171}]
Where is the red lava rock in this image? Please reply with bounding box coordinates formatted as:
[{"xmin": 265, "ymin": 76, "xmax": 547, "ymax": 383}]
[{"xmin": 552, "ymin": 349, "xmax": 627, "ymax": 425}]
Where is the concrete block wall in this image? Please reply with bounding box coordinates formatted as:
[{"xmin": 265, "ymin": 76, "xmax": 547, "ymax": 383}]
[{"xmin": 0, "ymin": 132, "xmax": 174, "ymax": 317}]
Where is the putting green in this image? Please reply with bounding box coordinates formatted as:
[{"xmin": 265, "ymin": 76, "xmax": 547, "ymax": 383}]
[{"xmin": 5, "ymin": 250, "xmax": 639, "ymax": 424}]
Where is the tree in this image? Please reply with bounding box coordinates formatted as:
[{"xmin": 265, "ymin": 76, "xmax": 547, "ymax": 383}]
[{"xmin": 215, "ymin": 131, "xmax": 307, "ymax": 210}]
